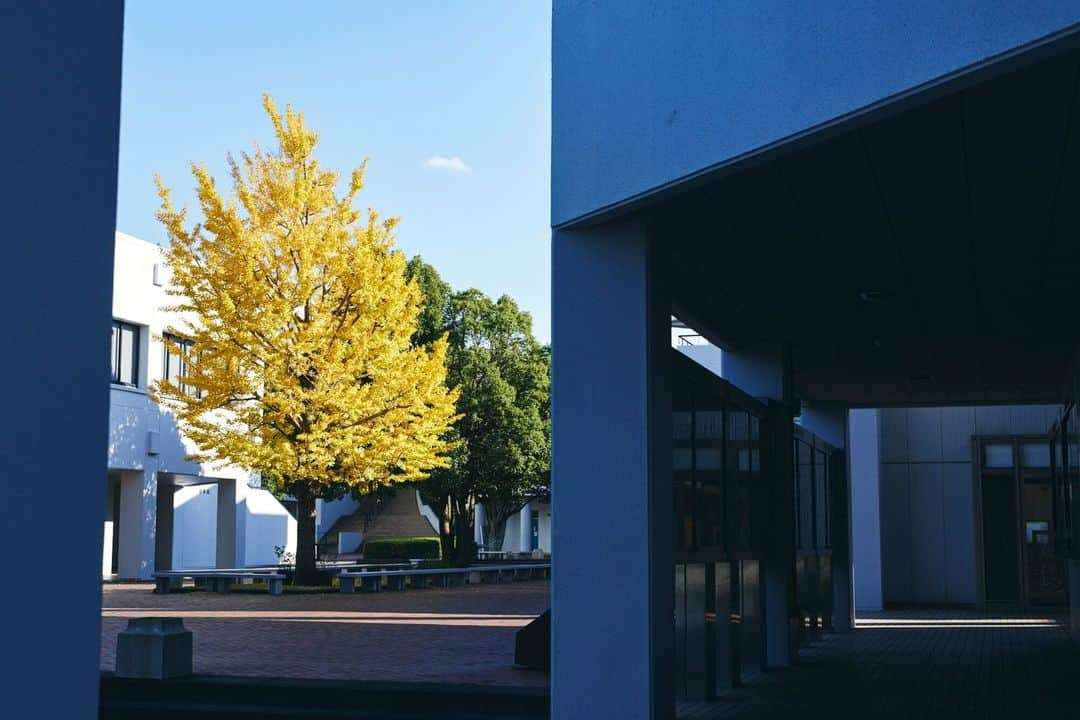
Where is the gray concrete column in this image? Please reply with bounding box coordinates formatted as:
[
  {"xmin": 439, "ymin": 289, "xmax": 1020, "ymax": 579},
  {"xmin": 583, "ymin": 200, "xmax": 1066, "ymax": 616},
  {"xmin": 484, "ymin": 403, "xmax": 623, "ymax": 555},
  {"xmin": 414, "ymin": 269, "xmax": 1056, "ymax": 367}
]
[
  {"xmin": 849, "ymin": 409, "xmax": 884, "ymax": 613},
  {"xmin": 5, "ymin": 2, "xmax": 124, "ymax": 716},
  {"xmin": 216, "ymin": 478, "xmax": 239, "ymax": 569},
  {"xmin": 118, "ymin": 469, "xmax": 158, "ymax": 580},
  {"xmin": 155, "ymin": 484, "xmax": 176, "ymax": 573},
  {"xmin": 551, "ymin": 220, "xmax": 673, "ymax": 719}
]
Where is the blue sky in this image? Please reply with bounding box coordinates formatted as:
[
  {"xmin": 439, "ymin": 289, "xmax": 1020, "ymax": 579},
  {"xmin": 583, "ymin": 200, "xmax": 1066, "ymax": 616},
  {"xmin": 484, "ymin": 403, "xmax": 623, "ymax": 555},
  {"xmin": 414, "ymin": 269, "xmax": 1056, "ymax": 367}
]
[{"xmin": 117, "ymin": 1, "xmax": 552, "ymax": 342}]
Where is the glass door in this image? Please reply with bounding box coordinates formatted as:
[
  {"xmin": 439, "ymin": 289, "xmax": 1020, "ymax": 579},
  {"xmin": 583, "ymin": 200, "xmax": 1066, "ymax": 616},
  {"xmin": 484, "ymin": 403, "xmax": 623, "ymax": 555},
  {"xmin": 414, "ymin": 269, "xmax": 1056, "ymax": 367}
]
[{"xmin": 1020, "ymin": 442, "xmax": 1066, "ymax": 606}]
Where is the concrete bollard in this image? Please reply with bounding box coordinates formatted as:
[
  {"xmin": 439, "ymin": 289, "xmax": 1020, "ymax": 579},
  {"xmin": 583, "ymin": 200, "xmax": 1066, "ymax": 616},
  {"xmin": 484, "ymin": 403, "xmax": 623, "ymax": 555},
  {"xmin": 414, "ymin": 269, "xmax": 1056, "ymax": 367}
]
[{"xmin": 115, "ymin": 617, "xmax": 193, "ymax": 679}]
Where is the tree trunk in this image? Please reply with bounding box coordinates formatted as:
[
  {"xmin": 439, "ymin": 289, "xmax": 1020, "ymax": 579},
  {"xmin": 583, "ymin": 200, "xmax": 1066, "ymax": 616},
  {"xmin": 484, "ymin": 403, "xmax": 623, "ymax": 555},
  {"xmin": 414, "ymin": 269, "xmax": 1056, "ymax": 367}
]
[
  {"xmin": 451, "ymin": 496, "xmax": 477, "ymax": 566},
  {"xmin": 439, "ymin": 496, "xmax": 455, "ymax": 562},
  {"xmin": 294, "ymin": 487, "xmax": 318, "ymax": 585}
]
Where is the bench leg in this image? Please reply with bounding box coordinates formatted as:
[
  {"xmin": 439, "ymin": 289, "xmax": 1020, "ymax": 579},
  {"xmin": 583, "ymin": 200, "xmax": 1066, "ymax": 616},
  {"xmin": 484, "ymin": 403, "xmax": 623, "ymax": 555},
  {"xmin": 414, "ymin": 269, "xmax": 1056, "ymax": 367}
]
[
  {"xmin": 361, "ymin": 576, "xmax": 381, "ymax": 593},
  {"xmin": 387, "ymin": 576, "xmax": 406, "ymax": 591},
  {"xmin": 340, "ymin": 576, "xmax": 356, "ymax": 594},
  {"xmin": 269, "ymin": 579, "xmax": 283, "ymax": 596}
]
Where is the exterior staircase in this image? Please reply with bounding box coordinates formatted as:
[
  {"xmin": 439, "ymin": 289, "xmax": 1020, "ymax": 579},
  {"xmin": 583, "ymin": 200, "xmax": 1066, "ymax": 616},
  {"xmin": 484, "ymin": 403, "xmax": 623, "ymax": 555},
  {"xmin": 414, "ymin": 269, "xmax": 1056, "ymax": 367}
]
[{"xmin": 317, "ymin": 486, "xmax": 438, "ymax": 560}]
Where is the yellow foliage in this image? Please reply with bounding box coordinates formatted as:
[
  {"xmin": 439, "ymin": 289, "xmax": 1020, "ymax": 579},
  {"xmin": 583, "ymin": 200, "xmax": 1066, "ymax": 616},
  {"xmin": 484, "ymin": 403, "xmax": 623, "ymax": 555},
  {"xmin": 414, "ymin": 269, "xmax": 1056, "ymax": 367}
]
[{"xmin": 153, "ymin": 95, "xmax": 460, "ymax": 498}]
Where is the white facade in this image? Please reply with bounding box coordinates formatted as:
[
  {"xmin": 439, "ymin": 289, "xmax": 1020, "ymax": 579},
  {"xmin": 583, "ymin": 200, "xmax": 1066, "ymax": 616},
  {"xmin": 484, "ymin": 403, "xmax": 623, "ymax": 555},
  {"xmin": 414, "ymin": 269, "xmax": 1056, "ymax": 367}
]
[{"xmin": 105, "ymin": 232, "xmax": 297, "ymax": 579}]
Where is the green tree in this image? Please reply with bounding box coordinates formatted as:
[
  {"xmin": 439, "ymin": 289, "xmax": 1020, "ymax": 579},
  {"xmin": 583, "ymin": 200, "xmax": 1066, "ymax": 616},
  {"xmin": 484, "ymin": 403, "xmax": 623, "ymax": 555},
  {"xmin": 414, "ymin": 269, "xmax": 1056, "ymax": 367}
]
[{"xmin": 405, "ymin": 258, "xmax": 551, "ymax": 565}]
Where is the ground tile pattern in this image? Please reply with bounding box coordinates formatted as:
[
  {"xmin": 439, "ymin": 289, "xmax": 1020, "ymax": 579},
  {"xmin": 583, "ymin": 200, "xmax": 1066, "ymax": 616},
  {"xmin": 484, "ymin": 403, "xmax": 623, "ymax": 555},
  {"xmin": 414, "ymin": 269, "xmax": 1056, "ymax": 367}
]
[
  {"xmin": 101, "ymin": 581, "xmax": 550, "ymax": 687},
  {"xmin": 680, "ymin": 610, "xmax": 1080, "ymax": 719}
]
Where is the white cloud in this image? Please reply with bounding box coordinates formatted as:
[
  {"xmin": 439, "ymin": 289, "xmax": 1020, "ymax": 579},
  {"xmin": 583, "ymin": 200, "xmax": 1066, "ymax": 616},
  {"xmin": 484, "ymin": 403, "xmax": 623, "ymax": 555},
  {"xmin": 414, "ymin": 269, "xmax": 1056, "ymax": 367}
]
[{"xmin": 426, "ymin": 155, "xmax": 471, "ymax": 172}]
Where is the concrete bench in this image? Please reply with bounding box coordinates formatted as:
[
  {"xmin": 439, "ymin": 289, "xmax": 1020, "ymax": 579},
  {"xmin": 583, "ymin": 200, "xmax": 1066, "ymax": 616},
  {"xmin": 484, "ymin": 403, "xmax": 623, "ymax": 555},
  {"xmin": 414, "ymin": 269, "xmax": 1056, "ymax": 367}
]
[
  {"xmin": 338, "ymin": 567, "xmax": 460, "ymax": 593},
  {"xmin": 154, "ymin": 570, "xmax": 286, "ymax": 596},
  {"xmin": 336, "ymin": 563, "xmax": 550, "ymax": 593}
]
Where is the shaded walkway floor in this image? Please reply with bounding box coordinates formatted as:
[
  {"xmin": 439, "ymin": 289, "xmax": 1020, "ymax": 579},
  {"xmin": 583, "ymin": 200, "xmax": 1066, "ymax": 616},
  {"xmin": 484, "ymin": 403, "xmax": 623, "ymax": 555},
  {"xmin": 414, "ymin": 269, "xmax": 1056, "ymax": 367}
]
[{"xmin": 680, "ymin": 610, "xmax": 1080, "ymax": 719}]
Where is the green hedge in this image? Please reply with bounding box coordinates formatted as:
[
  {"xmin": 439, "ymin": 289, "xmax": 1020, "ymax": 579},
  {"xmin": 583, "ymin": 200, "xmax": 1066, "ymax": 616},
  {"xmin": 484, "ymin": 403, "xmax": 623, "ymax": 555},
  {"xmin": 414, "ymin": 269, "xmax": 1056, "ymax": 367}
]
[{"xmin": 363, "ymin": 537, "xmax": 441, "ymax": 560}]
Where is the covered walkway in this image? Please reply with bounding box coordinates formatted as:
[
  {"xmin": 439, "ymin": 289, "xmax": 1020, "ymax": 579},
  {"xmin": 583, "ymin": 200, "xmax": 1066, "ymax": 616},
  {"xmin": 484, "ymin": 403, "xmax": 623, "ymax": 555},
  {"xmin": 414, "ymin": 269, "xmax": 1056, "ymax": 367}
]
[{"xmin": 680, "ymin": 610, "xmax": 1078, "ymax": 719}]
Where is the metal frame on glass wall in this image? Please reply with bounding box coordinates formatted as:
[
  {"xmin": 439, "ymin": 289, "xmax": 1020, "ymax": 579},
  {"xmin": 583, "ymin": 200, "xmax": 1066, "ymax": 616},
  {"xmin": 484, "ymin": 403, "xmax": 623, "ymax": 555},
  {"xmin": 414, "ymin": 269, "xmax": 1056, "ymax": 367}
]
[
  {"xmin": 671, "ymin": 351, "xmax": 843, "ymax": 705},
  {"xmin": 672, "ymin": 350, "xmax": 767, "ymax": 702},
  {"xmin": 792, "ymin": 423, "xmax": 836, "ymax": 643}
]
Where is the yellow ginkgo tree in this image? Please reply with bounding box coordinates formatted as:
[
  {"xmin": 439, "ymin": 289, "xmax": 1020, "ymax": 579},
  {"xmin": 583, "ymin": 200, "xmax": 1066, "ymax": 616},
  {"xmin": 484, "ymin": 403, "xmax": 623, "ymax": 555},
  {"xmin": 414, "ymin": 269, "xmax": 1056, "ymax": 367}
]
[{"xmin": 153, "ymin": 95, "xmax": 460, "ymax": 584}]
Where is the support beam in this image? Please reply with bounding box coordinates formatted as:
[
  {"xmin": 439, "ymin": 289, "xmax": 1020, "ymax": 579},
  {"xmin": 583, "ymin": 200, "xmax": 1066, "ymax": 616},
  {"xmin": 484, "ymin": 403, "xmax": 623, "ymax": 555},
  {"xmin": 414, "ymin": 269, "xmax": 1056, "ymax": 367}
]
[
  {"xmin": 216, "ymin": 478, "xmax": 238, "ymax": 569},
  {"xmin": 4, "ymin": 6, "xmax": 125, "ymax": 716},
  {"xmin": 849, "ymin": 409, "xmax": 884, "ymax": 613},
  {"xmin": 552, "ymin": 219, "xmax": 673, "ymax": 719},
  {"xmin": 118, "ymin": 469, "xmax": 158, "ymax": 581},
  {"xmin": 155, "ymin": 484, "xmax": 176, "ymax": 574}
]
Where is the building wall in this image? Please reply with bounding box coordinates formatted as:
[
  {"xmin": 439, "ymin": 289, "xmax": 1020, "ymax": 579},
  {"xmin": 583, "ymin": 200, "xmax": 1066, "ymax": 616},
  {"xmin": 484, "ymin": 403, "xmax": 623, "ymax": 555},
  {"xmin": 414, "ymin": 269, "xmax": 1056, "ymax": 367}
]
[
  {"xmin": 500, "ymin": 501, "xmax": 553, "ymax": 554},
  {"xmin": 107, "ymin": 232, "xmax": 296, "ymax": 576},
  {"xmin": 552, "ymin": 0, "xmax": 1080, "ymax": 225},
  {"xmin": 877, "ymin": 405, "xmax": 1059, "ymax": 605}
]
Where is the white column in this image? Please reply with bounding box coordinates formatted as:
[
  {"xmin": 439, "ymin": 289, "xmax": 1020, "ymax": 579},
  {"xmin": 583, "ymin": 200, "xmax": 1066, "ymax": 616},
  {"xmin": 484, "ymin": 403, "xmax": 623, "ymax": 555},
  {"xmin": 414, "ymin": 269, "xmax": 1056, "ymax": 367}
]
[
  {"xmin": 552, "ymin": 220, "xmax": 672, "ymax": 719},
  {"xmin": 849, "ymin": 409, "xmax": 884, "ymax": 612},
  {"xmin": 118, "ymin": 469, "xmax": 158, "ymax": 580},
  {"xmin": 474, "ymin": 503, "xmax": 486, "ymax": 546},
  {"xmin": 519, "ymin": 501, "xmax": 532, "ymax": 553}
]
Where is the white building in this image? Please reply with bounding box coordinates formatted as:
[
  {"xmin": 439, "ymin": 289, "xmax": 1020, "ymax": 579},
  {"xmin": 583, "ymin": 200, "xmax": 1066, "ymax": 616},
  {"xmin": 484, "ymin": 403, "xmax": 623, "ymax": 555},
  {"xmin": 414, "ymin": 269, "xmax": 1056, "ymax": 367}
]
[{"xmin": 104, "ymin": 232, "xmax": 297, "ymax": 580}]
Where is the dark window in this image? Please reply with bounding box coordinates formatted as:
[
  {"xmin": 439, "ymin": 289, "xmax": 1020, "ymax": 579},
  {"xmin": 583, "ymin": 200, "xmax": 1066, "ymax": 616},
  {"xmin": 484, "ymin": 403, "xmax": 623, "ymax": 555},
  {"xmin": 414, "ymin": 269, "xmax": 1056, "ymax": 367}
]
[
  {"xmin": 163, "ymin": 333, "xmax": 200, "ymax": 398},
  {"xmin": 110, "ymin": 320, "xmax": 140, "ymax": 386}
]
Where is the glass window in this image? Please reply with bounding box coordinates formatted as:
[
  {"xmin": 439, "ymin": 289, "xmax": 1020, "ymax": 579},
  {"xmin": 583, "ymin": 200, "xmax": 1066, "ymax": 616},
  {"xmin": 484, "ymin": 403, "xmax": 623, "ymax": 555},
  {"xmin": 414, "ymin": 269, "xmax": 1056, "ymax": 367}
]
[
  {"xmin": 815, "ymin": 449, "xmax": 829, "ymax": 549},
  {"xmin": 697, "ymin": 407, "xmax": 724, "ymax": 551},
  {"xmin": 726, "ymin": 408, "xmax": 751, "ymax": 552},
  {"xmin": 163, "ymin": 333, "xmax": 200, "ymax": 398},
  {"xmin": 796, "ymin": 440, "xmax": 813, "ymax": 549},
  {"xmin": 110, "ymin": 320, "xmax": 140, "ymax": 386},
  {"xmin": 984, "ymin": 444, "xmax": 1014, "ymax": 468},
  {"xmin": 1021, "ymin": 443, "xmax": 1050, "ymax": 468}
]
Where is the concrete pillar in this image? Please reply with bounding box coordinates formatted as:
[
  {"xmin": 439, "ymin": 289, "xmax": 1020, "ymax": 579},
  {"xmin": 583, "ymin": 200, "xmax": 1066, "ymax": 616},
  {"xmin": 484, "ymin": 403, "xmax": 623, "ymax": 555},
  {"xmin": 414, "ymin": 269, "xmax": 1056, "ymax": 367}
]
[
  {"xmin": 5, "ymin": 2, "xmax": 123, "ymax": 716},
  {"xmin": 849, "ymin": 409, "xmax": 884, "ymax": 613},
  {"xmin": 474, "ymin": 503, "xmax": 486, "ymax": 546},
  {"xmin": 118, "ymin": 469, "xmax": 158, "ymax": 580},
  {"xmin": 155, "ymin": 483, "xmax": 176, "ymax": 573},
  {"xmin": 103, "ymin": 477, "xmax": 117, "ymax": 577},
  {"xmin": 552, "ymin": 220, "xmax": 673, "ymax": 719},
  {"xmin": 519, "ymin": 501, "xmax": 532, "ymax": 552},
  {"xmin": 724, "ymin": 347, "xmax": 794, "ymax": 669},
  {"xmin": 216, "ymin": 478, "xmax": 238, "ymax": 569}
]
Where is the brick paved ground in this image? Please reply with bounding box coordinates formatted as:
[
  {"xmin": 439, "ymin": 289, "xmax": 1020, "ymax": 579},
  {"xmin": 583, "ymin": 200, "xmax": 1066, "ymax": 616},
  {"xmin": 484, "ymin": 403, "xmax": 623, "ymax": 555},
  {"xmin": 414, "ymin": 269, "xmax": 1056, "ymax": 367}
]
[
  {"xmin": 680, "ymin": 609, "xmax": 1080, "ymax": 719},
  {"xmin": 101, "ymin": 581, "xmax": 550, "ymax": 687}
]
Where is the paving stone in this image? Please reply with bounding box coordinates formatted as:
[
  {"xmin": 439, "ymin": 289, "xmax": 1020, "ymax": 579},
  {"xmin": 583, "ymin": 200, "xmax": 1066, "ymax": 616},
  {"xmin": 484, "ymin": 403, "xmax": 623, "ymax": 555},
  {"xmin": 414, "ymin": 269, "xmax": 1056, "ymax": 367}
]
[
  {"xmin": 101, "ymin": 581, "xmax": 551, "ymax": 687},
  {"xmin": 679, "ymin": 609, "xmax": 1080, "ymax": 719}
]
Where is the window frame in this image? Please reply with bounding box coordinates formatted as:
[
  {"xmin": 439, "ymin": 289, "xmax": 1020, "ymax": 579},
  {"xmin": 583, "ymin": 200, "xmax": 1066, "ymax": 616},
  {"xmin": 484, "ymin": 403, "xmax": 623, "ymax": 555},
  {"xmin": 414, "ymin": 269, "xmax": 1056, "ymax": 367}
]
[
  {"xmin": 162, "ymin": 331, "xmax": 200, "ymax": 398},
  {"xmin": 110, "ymin": 319, "xmax": 141, "ymax": 387}
]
